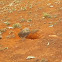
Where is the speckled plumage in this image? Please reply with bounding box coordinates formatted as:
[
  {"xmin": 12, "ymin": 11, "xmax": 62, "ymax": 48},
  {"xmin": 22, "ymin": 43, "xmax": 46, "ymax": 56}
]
[{"xmin": 18, "ymin": 28, "xmax": 30, "ymax": 38}]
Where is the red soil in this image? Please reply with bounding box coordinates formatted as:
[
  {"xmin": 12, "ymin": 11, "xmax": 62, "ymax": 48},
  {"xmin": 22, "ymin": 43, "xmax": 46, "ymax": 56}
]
[{"xmin": 0, "ymin": 0, "xmax": 62, "ymax": 62}]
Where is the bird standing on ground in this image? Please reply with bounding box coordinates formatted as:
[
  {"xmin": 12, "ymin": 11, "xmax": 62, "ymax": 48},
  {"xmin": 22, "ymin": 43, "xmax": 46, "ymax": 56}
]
[
  {"xmin": 18, "ymin": 28, "xmax": 30, "ymax": 38},
  {"xmin": 18, "ymin": 27, "xmax": 39, "ymax": 39}
]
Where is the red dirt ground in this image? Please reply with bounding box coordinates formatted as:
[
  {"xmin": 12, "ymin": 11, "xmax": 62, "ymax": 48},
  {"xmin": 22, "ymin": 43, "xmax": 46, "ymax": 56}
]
[{"xmin": 0, "ymin": 0, "xmax": 62, "ymax": 62}]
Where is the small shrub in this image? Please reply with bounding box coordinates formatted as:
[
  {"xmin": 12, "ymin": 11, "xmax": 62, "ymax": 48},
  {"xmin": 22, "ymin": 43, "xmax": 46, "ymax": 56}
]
[
  {"xmin": 27, "ymin": 19, "xmax": 32, "ymax": 22},
  {"xmin": 29, "ymin": 4, "xmax": 33, "ymax": 8},
  {"xmin": 43, "ymin": 12, "xmax": 51, "ymax": 18},
  {"xmin": 4, "ymin": 22, "xmax": 10, "ymax": 25},
  {"xmin": 12, "ymin": 23, "xmax": 21, "ymax": 28},
  {"xmin": 21, "ymin": 7, "xmax": 27, "ymax": 11},
  {"xmin": 40, "ymin": 58, "xmax": 48, "ymax": 62},
  {"xmin": 21, "ymin": 18, "xmax": 26, "ymax": 22},
  {"xmin": 0, "ymin": 47, "xmax": 8, "ymax": 51},
  {"xmin": 0, "ymin": 28, "xmax": 7, "ymax": 33}
]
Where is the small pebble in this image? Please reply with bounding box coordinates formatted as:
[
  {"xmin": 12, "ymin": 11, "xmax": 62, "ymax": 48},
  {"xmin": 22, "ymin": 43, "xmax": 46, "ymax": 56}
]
[
  {"xmin": 26, "ymin": 56, "xmax": 36, "ymax": 59},
  {"xmin": 49, "ymin": 25, "xmax": 54, "ymax": 27},
  {"xmin": 47, "ymin": 3, "xmax": 51, "ymax": 6},
  {"xmin": 50, "ymin": 5, "xmax": 54, "ymax": 8},
  {"xmin": 0, "ymin": 35, "xmax": 2, "ymax": 39},
  {"xmin": 47, "ymin": 42, "xmax": 50, "ymax": 46},
  {"xmin": 7, "ymin": 27, "xmax": 13, "ymax": 29},
  {"xmin": 42, "ymin": 17, "xmax": 45, "ymax": 19},
  {"xmin": 49, "ymin": 35, "xmax": 58, "ymax": 38}
]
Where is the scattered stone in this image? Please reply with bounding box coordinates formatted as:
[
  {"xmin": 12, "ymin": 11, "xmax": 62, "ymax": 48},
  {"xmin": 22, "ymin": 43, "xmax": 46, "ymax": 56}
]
[
  {"xmin": 42, "ymin": 17, "xmax": 45, "ymax": 19},
  {"xmin": 7, "ymin": 27, "xmax": 13, "ymax": 29},
  {"xmin": 47, "ymin": 3, "xmax": 51, "ymax": 6},
  {"xmin": 49, "ymin": 25, "xmax": 54, "ymax": 27},
  {"xmin": 26, "ymin": 56, "xmax": 36, "ymax": 59},
  {"xmin": 49, "ymin": 35, "xmax": 58, "ymax": 38},
  {"xmin": 0, "ymin": 35, "xmax": 2, "ymax": 39},
  {"xmin": 47, "ymin": 42, "xmax": 50, "ymax": 46},
  {"xmin": 50, "ymin": 5, "xmax": 54, "ymax": 8}
]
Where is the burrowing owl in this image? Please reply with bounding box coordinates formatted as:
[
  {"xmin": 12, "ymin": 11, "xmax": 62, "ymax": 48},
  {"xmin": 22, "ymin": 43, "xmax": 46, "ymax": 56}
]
[{"xmin": 18, "ymin": 28, "xmax": 30, "ymax": 38}]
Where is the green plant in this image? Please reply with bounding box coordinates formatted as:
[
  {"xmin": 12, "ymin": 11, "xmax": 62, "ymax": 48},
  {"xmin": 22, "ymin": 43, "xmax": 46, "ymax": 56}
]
[
  {"xmin": 40, "ymin": 58, "xmax": 48, "ymax": 62},
  {"xmin": 12, "ymin": 8, "xmax": 17, "ymax": 11},
  {"xmin": 21, "ymin": 7, "xmax": 27, "ymax": 11},
  {"xmin": 12, "ymin": 23, "xmax": 21, "ymax": 28},
  {"xmin": 4, "ymin": 22, "xmax": 10, "ymax": 25},
  {"xmin": 21, "ymin": 18, "xmax": 26, "ymax": 22},
  {"xmin": 0, "ymin": 28, "xmax": 7, "ymax": 33},
  {"xmin": 29, "ymin": 4, "xmax": 33, "ymax": 8},
  {"xmin": 43, "ymin": 12, "xmax": 51, "ymax": 18},
  {"xmin": 27, "ymin": 19, "xmax": 32, "ymax": 22},
  {"xmin": 0, "ymin": 47, "xmax": 8, "ymax": 51}
]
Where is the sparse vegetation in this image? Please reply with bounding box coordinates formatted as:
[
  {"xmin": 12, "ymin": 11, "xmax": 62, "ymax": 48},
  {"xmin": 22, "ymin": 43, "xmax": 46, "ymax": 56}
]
[
  {"xmin": 29, "ymin": 4, "xmax": 33, "ymax": 8},
  {"xmin": 6, "ymin": 34, "xmax": 15, "ymax": 38},
  {"xmin": 0, "ymin": 28, "xmax": 7, "ymax": 33},
  {"xmin": 40, "ymin": 58, "xmax": 48, "ymax": 62},
  {"xmin": 21, "ymin": 18, "xmax": 26, "ymax": 22},
  {"xmin": 0, "ymin": 0, "xmax": 61, "ymax": 62},
  {"xmin": 21, "ymin": 7, "xmax": 27, "ymax": 11},
  {"xmin": 4, "ymin": 21, "xmax": 10, "ymax": 25},
  {"xmin": 12, "ymin": 23, "xmax": 21, "ymax": 28},
  {"xmin": 0, "ymin": 47, "xmax": 8, "ymax": 51},
  {"xmin": 43, "ymin": 12, "xmax": 52, "ymax": 18},
  {"xmin": 27, "ymin": 19, "xmax": 32, "ymax": 22}
]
